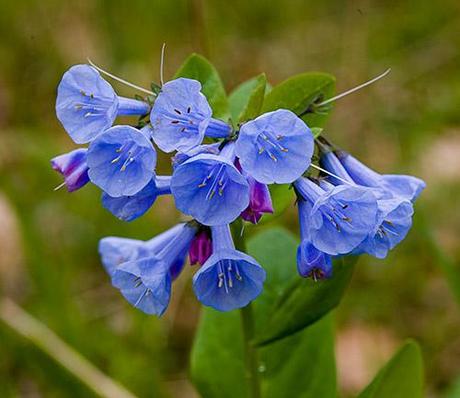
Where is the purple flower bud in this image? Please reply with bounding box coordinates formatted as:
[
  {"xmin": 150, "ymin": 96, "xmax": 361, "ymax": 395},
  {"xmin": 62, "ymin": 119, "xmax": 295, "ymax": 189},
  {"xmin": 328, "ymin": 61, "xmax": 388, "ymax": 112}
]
[
  {"xmin": 240, "ymin": 174, "xmax": 273, "ymax": 224},
  {"xmin": 189, "ymin": 230, "xmax": 213, "ymax": 266},
  {"xmin": 51, "ymin": 148, "xmax": 89, "ymax": 192}
]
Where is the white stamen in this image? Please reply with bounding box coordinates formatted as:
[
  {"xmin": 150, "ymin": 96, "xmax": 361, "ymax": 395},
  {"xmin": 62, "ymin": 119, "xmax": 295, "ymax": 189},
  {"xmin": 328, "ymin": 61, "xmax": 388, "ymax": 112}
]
[
  {"xmin": 316, "ymin": 68, "xmax": 391, "ymax": 107},
  {"xmin": 87, "ymin": 58, "xmax": 154, "ymax": 96},
  {"xmin": 160, "ymin": 43, "xmax": 166, "ymax": 86},
  {"xmin": 309, "ymin": 164, "xmax": 354, "ymax": 186},
  {"xmin": 53, "ymin": 182, "xmax": 67, "ymax": 191}
]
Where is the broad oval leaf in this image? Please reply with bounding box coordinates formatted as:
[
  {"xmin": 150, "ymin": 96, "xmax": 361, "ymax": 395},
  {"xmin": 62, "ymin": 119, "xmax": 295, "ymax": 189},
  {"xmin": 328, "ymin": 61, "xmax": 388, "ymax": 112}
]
[
  {"xmin": 229, "ymin": 74, "xmax": 267, "ymax": 124},
  {"xmin": 260, "ymin": 315, "xmax": 337, "ymax": 398},
  {"xmin": 254, "ymin": 256, "xmax": 356, "ymax": 346},
  {"xmin": 262, "ymin": 72, "xmax": 335, "ymax": 128},
  {"xmin": 174, "ymin": 53, "xmax": 230, "ymax": 120},
  {"xmin": 190, "ymin": 309, "xmax": 247, "ymax": 398},
  {"xmin": 358, "ymin": 340, "xmax": 424, "ymax": 398}
]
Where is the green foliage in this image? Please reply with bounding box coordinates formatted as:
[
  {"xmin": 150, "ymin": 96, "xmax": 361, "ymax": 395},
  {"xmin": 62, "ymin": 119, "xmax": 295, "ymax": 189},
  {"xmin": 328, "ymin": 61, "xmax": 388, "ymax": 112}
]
[
  {"xmin": 248, "ymin": 231, "xmax": 355, "ymax": 345},
  {"xmin": 260, "ymin": 316, "xmax": 336, "ymax": 398},
  {"xmin": 191, "ymin": 228, "xmax": 337, "ymax": 398},
  {"xmin": 190, "ymin": 309, "xmax": 247, "ymax": 398},
  {"xmin": 174, "ymin": 53, "xmax": 230, "ymax": 120},
  {"xmin": 358, "ymin": 341, "xmax": 424, "ymax": 398},
  {"xmin": 229, "ymin": 74, "xmax": 267, "ymax": 125},
  {"xmin": 262, "ymin": 72, "xmax": 336, "ymax": 128}
]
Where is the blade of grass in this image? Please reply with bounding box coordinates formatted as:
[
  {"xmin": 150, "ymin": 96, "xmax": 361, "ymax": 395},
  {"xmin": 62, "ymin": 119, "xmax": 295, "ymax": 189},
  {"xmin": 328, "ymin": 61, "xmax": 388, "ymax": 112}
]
[{"xmin": 0, "ymin": 297, "xmax": 137, "ymax": 398}]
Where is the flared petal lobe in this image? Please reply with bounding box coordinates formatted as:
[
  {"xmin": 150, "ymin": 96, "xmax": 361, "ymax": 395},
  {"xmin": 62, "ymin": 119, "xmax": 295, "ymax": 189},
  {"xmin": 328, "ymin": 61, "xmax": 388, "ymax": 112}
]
[
  {"xmin": 171, "ymin": 146, "xmax": 249, "ymax": 225},
  {"xmin": 193, "ymin": 225, "xmax": 266, "ymax": 311},
  {"xmin": 235, "ymin": 109, "xmax": 314, "ymax": 184},
  {"xmin": 101, "ymin": 176, "xmax": 171, "ymax": 221},
  {"xmin": 106, "ymin": 223, "xmax": 196, "ymax": 315},
  {"xmin": 87, "ymin": 126, "xmax": 156, "ymax": 197},
  {"xmin": 295, "ymin": 178, "xmax": 379, "ymax": 255},
  {"xmin": 56, "ymin": 65, "xmax": 149, "ymax": 144},
  {"xmin": 354, "ymin": 198, "xmax": 414, "ymax": 259},
  {"xmin": 150, "ymin": 78, "xmax": 231, "ymax": 153}
]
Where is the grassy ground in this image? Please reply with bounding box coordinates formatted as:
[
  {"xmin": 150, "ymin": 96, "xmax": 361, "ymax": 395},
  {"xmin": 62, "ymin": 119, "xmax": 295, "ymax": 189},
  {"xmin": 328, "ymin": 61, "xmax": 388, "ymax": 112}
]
[{"xmin": 0, "ymin": 0, "xmax": 459, "ymax": 396}]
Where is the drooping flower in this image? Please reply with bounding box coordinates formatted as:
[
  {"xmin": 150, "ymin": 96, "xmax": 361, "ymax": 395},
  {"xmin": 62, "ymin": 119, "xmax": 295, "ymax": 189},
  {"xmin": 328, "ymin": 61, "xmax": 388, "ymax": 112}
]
[
  {"xmin": 99, "ymin": 223, "xmax": 185, "ymax": 276},
  {"xmin": 150, "ymin": 78, "xmax": 232, "ymax": 153},
  {"xmin": 193, "ymin": 224, "xmax": 266, "ymax": 311},
  {"xmin": 87, "ymin": 125, "xmax": 156, "ymax": 197},
  {"xmin": 353, "ymin": 197, "xmax": 414, "ymax": 259},
  {"xmin": 294, "ymin": 177, "xmax": 379, "ymax": 256},
  {"xmin": 319, "ymin": 152, "xmax": 416, "ymax": 259},
  {"xmin": 334, "ymin": 151, "xmax": 425, "ymax": 202},
  {"xmin": 235, "ymin": 109, "xmax": 314, "ymax": 184},
  {"xmin": 109, "ymin": 223, "xmax": 197, "ymax": 315},
  {"xmin": 297, "ymin": 200, "xmax": 332, "ymax": 279},
  {"xmin": 101, "ymin": 176, "xmax": 171, "ymax": 221},
  {"xmin": 56, "ymin": 64, "xmax": 150, "ymax": 144},
  {"xmin": 189, "ymin": 229, "xmax": 213, "ymax": 266},
  {"xmin": 171, "ymin": 142, "xmax": 249, "ymax": 226},
  {"xmin": 50, "ymin": 148, "xmax": 89, "ymax": 192},
  {"xmin": 240, "ymin": 173, "xmax": 273, "ymax": 224}
]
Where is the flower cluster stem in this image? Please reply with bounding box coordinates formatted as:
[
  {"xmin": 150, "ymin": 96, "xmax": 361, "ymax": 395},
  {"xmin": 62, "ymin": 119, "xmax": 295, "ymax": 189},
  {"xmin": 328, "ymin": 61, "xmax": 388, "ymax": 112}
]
[
  {"xmin": 240, "ymin": 303, "xmax": 262, "ymax": 398},
  {"xmin": 231, "ymin": 220, "xmax": 262, "ymax": 398}
]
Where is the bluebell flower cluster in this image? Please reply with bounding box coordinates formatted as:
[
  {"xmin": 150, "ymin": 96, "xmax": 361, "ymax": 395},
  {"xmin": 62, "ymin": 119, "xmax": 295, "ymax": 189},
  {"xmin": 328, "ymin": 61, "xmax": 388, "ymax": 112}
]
[{"xmin": 52, "ymin": 63, "xmax": 425, "ymax": 315}]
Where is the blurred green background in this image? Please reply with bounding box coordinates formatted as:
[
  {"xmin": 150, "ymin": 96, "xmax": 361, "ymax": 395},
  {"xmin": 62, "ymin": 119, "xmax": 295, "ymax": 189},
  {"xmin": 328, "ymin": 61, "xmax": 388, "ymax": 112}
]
[{"xmin": 0, "ymin": 0, "xmax": 459, "ymax": 397}]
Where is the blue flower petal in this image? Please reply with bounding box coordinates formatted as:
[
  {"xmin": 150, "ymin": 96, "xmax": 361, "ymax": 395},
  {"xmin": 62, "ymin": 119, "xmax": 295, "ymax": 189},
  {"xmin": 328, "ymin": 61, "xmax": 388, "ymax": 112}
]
[
  {"xmin": 56, "ymin": 65, "xmax": 118, "ymax": 144},
  {"xmin": 87, "ymin": 125, "xmax": 156, "ymax": 197},
  {"xmin": 112, "ymin": 257, "xmax": 172, "ymax": 316},
  {"xmin": 193, "ymin": 249, "xmax": 266, "ymax": 312},
  {"xmin": 150, "ymin": 78, "xmax": 212, "ymax": 153},
  {"xmin": 101, "ymin": 181, "xmax": 157, "ymax": 221},
  {"xmin": 235, "ymin": 109, "xmax": 314, "ymax": 184},
  {"xmin": 355, "ymin": 197, "xmax": 414, "ymax": 259},
  {"xmin": 171, "ymin": 153, "xmax": 249, "ymax": 226},
  {"xmin": 297, "ymin": 241, "xmax": 332, "ymax": 279}
]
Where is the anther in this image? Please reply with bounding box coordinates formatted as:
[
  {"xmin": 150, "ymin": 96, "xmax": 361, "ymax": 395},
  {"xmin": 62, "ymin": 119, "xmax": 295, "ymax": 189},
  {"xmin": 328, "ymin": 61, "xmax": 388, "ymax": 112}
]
[{"xmin": 174, "ymin": 108, "xmax": 182, "ymax": 115}]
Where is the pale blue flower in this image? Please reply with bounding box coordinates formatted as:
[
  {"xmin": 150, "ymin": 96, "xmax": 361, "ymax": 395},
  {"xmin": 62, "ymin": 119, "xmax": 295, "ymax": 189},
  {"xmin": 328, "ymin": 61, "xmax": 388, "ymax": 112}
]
[
  {"xmin": 56, "ymin": 64, "xmax": 150, "ymax": 144},
  {"xmin": 235, "ymin": 109, "xmax": 314, "ymax": 184}
]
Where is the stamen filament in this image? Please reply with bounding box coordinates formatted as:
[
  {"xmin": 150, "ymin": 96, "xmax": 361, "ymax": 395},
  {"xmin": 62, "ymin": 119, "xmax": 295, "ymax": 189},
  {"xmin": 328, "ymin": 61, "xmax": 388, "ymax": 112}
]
[
  {"xmin": 316, "ymin": 68, "xmax": 391, "ymax": 107},
  {"xmin": 87, "ymin": 58, "xmax": 154, "ymax": 96},
  {"xmin": 160, "ymin": 42, "xmax": 166, "ymax": 86},
  {"xmin": 309, "ymin": 164, "xmax": 354, "ymax": 186}
]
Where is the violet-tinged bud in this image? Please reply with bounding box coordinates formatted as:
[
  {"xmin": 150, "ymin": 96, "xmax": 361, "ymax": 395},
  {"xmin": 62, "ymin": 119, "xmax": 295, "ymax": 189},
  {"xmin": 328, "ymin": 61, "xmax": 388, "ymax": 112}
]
[
  {"xmin": 189, "ymin": 230, "xmax": 213, "ymax": 266},
  {"xmin": 51, "ymin": 148, "xmax": 89, "ymax": 192},
  {"xmin": 241, "ymin": 174, "xmax": 274, "ymax": 224}
]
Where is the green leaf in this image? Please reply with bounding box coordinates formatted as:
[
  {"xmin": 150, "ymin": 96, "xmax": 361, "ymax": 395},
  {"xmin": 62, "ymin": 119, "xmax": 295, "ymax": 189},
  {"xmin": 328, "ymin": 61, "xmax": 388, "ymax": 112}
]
[
  {"xmin": 262, "ymin": 72, "xmax": 335, "ymax": 128},
  {"xmin": 261, "ymin": 315, "xmax": 337, "ymax": 398},
  {"xmin": 255, "ymin": 256, "xmax": 356, "ymax": 346},
  {"xmin": 190, "ymin": 309, "xmax": 247, "ymax": 398},
  {"xmin": 229, "ymin": 74, "xmax": 267, "ymax": 124},
  {"xmin": 358, "ymin": 341, "xmax": 424, "ymax": 398},
  {"xmin": 174, "ymin": 53, "xmax": 229, "ymax": 119},
  {"xmin": 190, "ymin": 228, "xmax": 336, "ymax": 398},
  {"xmin": 311, "ymin": 127, "xmax": 323, "ymax": 138}
]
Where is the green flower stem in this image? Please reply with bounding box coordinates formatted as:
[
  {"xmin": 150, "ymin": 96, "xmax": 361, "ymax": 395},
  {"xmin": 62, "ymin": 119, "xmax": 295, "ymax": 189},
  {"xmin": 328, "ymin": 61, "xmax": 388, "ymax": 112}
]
[
  {"xmin": 240, "ymin": 303, "xmax": 262, "ymax": 398},
  {"xmin": 232, "ymin": 221, "xmax": 262, "ymax": 398}
]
